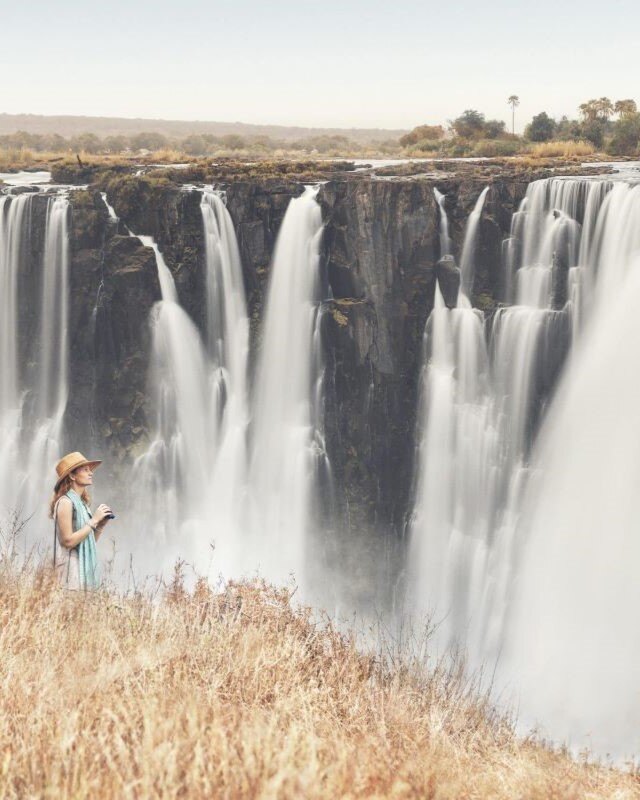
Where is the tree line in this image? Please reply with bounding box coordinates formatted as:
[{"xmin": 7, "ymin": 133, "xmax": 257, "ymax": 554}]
[
  {"xmin": 2, "ymin": 97, "xmax": 638, "ymax": 161},
  {"xmin": 401, "ymin": 97, "xmax": 640, "ymax": 157},
  {"xmin": 0, "ymin": 130, "xmax": 398, "ymax": 158}
]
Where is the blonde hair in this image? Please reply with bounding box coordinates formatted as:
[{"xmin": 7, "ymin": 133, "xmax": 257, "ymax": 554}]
[{"xmin": 49, "ymin": 474, "xmax": 91, "ymax": 519}]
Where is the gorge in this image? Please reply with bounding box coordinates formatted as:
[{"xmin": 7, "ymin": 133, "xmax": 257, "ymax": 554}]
[{"xmin": 1, "ymin": 158, "xmax": 639, "ymax": 760}]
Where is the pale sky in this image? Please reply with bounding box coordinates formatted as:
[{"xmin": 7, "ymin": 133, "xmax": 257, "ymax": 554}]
[{"xmin": 1, "ymin": 0, "xmax": 639, "ymax": 131}]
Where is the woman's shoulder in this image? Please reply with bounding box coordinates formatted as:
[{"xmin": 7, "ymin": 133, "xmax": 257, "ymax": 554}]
[{"xmin": 55, "ymin": 495, "xmax": 73, "ymax": 514}]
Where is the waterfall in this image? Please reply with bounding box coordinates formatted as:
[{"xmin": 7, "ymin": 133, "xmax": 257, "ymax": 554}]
[
  {"xmin": 37, "ymin": 197, "xmax": 70, "ymax": 423},
  {"xmin": 0, "ymin": 195, "xmax": 33, "ymax": 515},
  {"xmin": 0, "ymin": 196, "xmax": 31, "ymax": 417},
  {"xmin": 248, "ymin": 186, "xmax": 325, "ymax": 586},
  {"xmin": 410, "ymin": 187, "xmax": 495, "ymax": 648},
  {"xmin": 459, "ymin": 186, "xmax": 489, "ymax": 294},
  {"xmin": 500, "ymin": 180, "xmax": 640, "ymax": 758},
  {"xmin": 131, "ymin": 234, "xmax": 220, "ymax": 574},
  {"xmin": 200, "ymin": 190, "xmax": 250, "ymax": 575},
  {"xmin": 130, "ymin": 191, "xmax": 251, "ymax": 578},
  {"xmin": 433, "ymin": 188, "xmax": 452, "ymax": 256},
  {"xmin": 117, "ymin": 186, "xmax": 326, "ymax": 587},
  {"xmin": 413, "ymin": 173, "xmax": 640, "ymax": 756},
  {"xmin": 25, "ymin": 197, "xmax": 71, "ymax": 523},
  {"xmin": 0, "ymin": 193, "xmax": 70, "ymax": 539}
]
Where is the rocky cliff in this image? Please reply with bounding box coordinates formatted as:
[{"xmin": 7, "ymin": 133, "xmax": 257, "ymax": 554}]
[{"xmin": 47, "ymin": 165, "xmax": 577, "ymax": 535}]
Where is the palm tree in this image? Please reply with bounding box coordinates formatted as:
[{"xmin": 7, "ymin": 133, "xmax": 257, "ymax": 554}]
[
  {"xmin": 508, "ymin": 95, "xmax": 520, "ymax": 135},
  {"xmin": 596, "ymin": 97, "xmax": 614, "ymax": 121},
  {"xmin": 614, "ymin": 99, "xmax": 637, "ymax": 118}
]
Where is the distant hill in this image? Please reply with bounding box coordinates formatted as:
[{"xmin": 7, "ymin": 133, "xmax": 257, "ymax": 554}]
[{"xmin": 0, "ymin": 113, "xmax": 407, "ymax": 143}]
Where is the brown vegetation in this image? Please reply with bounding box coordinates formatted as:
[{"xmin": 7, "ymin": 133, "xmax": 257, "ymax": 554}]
[
  {"xmin": 527, "ymin": 140, "xmax": 597, "ymax": 159},
  {"xmin": 0, "ymin": 558, "xmax": 638, "ymax": 799}
]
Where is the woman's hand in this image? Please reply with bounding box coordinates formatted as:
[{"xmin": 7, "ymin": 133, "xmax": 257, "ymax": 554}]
[{"xmin": 91, "ymin": 504, "xmax": 112, "ymax": 529}]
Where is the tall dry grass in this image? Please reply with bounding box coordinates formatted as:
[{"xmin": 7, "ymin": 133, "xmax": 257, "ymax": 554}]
[
  {"xmin": 528, "ymin": 140, "xmax": 597, "ymax": 159},
  {"xmin": 0, "ymin": 559, "xmax": 638, "ymax": 799}
]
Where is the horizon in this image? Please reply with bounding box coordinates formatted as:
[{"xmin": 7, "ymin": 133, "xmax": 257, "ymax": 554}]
[{"xmin": 0, "ymin": 110, "xmax": 408, "ymax": 134}]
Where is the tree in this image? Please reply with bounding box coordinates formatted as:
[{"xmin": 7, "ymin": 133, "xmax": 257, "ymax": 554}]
[
  {"xmin": 221, "ymin": 134, "xmax": 246, "ymax": 150},
  {"xmin": 525, "ymin": 112, "xmax": 557, "ymax": 142},
  {"xmin": 103, "ymin": 135, "xmax": 128, "ymax": 154},
  {"xmin": 595, "ymin": 97, "xmax": 614, "ymax": 121},
  {"xmin": 451, "ymin": 109, "xmax": 485, "ymax": 139},
  {"xmin": 508, "ymin": 95, "xmax": 520, "ymax": 135},
  {"xmin": 614, "ymin": 99, "xmax": 638, "ymax": 118},
  {"xmin": 130, "ymin": 132, "xmax": 168, "ymax": 152},
  {"xmin": 181, "ymin": 135, "xmax": 208, "ymax": 155},
  {"xmin": 580, "ymin": 118, "xmax": 606, "ymax": 148},
  {"xmin": 579, "ymin": 100, "xmax": 598, "ymax": 121},
  {"xmin": 70, "ymin": 133, "xmax": 102, "ymax": 154},
  {"xmin": 399, "ymin": 124, "xmax": 444, "ymax": 147},
  {"xmin": 607, "ymin": 113, "xmax": 640, "ymax": 155},
  {"xmin": 483, "ymin": 119, "xmax": 507, "ymax": 139},
  {"xmin": 579, "ymin": 98, "xmax": 614, "ymax": 122},
  {"xmin": 555, "ymin": 115, "xmax": 582, "ymax": 141}
]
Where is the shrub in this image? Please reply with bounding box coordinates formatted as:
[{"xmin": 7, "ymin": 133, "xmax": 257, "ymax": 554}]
[
  {"xmin": 399, "ymin": 125, "xmax": 445, "ymax": 147},
  {"xmin": 472, "ymin": 139, "xmax": 520, "ymax": 157}
]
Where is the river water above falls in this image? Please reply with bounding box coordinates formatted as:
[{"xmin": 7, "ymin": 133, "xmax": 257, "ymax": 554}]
[{"xmin": 1, "ymin": 168, "xmax": 639, "ymax": 759}]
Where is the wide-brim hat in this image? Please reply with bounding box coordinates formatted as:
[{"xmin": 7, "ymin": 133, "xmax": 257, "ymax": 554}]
[{"xmin": 54, "ymin": 452, "xmax": 102, "ymax": 490}]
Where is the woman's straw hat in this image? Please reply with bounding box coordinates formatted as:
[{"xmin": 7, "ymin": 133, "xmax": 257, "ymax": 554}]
[{"xmin": 54, "ymin": 452, "xmax": 102, "ymax": 490}]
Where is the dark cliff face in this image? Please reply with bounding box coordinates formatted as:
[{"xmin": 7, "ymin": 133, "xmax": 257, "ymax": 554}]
[
  {"xmin": 57, "ymin": 173, "xmax": 530, "ymax": 532},
  {"xmin": 66, "ymin": 191, "xmax": 161, "ymax": 472},
  {"xmin": 317, "ymin": 176, "xmax": 527, "ymax": 534}
]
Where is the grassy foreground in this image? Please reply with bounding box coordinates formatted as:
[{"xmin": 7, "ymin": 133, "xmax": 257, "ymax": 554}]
[{"xmin": 0, "ymin": 566, "xmax": 638, "ymax": 799}]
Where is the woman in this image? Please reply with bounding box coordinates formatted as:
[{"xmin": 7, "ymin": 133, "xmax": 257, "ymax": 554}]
[{"xmin": 50, "ymin": 451, "xmax": 113, "ymax": 590}]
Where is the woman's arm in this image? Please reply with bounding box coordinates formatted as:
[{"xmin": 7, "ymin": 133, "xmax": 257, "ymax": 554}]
[
  {"xmin": 93, "ymin": 505, "xmax": 112, "ymax": 542},
  {"xmin": 56, "ymin": 498, "xmax": 99, "ymax": 549}
]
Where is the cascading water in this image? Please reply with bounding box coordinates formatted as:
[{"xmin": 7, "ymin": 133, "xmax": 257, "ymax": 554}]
[
  {"xmin": 111, "ymin": 186, "xmax": 326, "ymax": 587},
  {"xmin": 131, "ymin": 234, "xmax": 212, "ymax": 572},
  {"xmin": 409, "ymin": 187, "xmax": 495, "ymax": 649},
  {"xmin": 499, "ymin": 179, "xmax": 640, "ymax": 758},
  {"xmin": 0, "ymin": 194, "xmax": 33, "ymax": 515},
  {"xmin": 127, "ymin": 189, "xmax": 251, "ymax": 579},
  {"xmin": 25, "ymin": 196, "xmax": 71, "ymax": 520},
  {"xmin": 248, "ymin": 186, "xmax": 326, "ymax": 587},
  {"xmin": 200, "ymin": 190, "xmax": 250, "ymax": 575},
  {"xmin": 459, "ymin": 186, "xmax": 490, "ymax": 294},
  {"xmin": 433, "ymin": 188, "xmax": 452, "ymax": 256},
  {"xmin": 413, "ymin": 173, "xmax": 640, "ymax": 756},
  {"xmin": 0, "ymin": 193, "xmax": 70, "ymax": 544}
]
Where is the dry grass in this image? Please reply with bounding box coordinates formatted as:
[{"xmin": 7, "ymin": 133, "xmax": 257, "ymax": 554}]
[
  {"xmin": 527, "ymin": 140, "xmax": 597, "ymax": 159},
  {"xmin": 0, "ymin": 562, "xmax": 638, "ymax": 799}
]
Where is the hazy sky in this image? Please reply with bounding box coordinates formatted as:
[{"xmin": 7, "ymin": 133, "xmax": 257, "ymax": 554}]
[{"xmin": 2, "ymin": 0, "xmax": 638, "ymax": 131}]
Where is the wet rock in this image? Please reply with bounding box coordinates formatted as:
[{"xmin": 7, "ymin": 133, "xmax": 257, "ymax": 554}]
[
  {"xmin": 435, "ymin": 255, "xmax": 461, "ymax": 308},
  {"xmin": 552, "ymin": 249, "xmax": 570, "ymax": 309}
]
